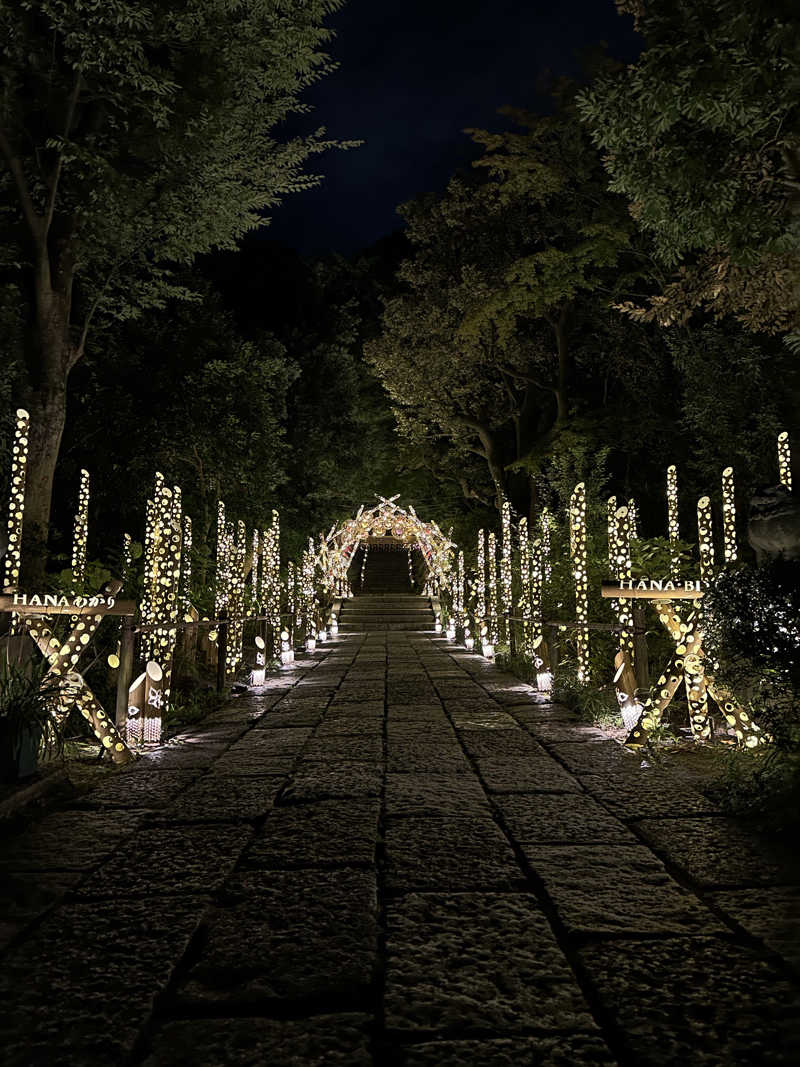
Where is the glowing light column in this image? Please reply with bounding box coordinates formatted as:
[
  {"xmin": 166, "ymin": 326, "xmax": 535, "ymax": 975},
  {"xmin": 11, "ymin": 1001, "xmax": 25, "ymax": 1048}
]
[
  {"xmin": 721, "ymin": 467, "xmax": 737, "ymax": 563},
  {"xmin": 540, "ymin": 507, "xmax": 552, "ymax": 582},
  {"xmin": 518, "ymin": 517, "xmax": 532, "ymax": 658},
  {"xmin": 667, "ymin": 465, "xmax": 680, "ymax": 579},
  {"xmin": 500, "ymin": 499, "xmax": 512, "ymax": 643},
  {"xmin": 778, "ymin": 431, "xmax": 792, "ymax": 490},
  {"xmin": 487, "ymin": 531, "xmax": 499, "ymax": 647},
  {"xmin": 181, "ymin": 515, "xmax": 192, "ymax": 616},
  {"xmin": 3, "ymin": 408, "xmax": 29, "ymax": 595},
  {"xmin": 613, "ymin": 506, "xmax": 634, "ymax": 665},
  {"xmin": 71, "ymin": 469, "xmax": 90, "ymax": 589},
  {"xmin": 569, "ymin": 483, "xmax": 589, "ymax": 683}
]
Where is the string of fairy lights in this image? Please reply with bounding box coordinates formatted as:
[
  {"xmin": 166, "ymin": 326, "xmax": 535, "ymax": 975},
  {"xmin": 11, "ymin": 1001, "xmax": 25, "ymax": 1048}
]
[{"xmin": 71, "ymin": 469, "xmax": 90, "ymax": 589}]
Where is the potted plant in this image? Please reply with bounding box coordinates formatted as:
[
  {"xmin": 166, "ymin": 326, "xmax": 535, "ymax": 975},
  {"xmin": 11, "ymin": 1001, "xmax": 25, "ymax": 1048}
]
[{"xmin": 0, "ymin": 659, "xmax": 63, "ymax": 784}]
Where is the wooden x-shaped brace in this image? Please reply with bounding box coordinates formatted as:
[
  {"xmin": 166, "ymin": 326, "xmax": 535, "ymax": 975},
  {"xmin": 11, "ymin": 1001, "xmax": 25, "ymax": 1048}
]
[
  {"xmin": 624, "ymin": 601, "xmax": 766, "ymax": 749},
  {"xmin": 23, "ymin": 583, "xmax": 132, "ymax": 765}
]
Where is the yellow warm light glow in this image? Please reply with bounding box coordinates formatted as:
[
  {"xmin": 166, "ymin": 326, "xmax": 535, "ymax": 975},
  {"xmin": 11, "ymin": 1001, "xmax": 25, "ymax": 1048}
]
[
  {"xmin": 667, "ymin": 465, "xmax": 680, "ymax": 579},
  {"xmin": 778, "ymin": 431, "xmax": 792, "ymax": 491},
  {"xmin": 721, "ymin": 467, "xmax": 737, "ymax": 563}
]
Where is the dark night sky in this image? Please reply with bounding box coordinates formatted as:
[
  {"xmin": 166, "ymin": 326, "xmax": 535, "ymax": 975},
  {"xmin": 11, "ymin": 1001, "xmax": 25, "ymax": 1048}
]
[{"xmin": 266, "ymin": 0, "xmax": 642, "ymax": 256}]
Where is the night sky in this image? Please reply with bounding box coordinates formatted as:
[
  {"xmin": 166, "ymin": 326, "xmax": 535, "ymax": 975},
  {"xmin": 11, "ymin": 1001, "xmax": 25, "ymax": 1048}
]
[{"xmin": 267, "ymin": 0, "xmax": 642, "ymax": 256}]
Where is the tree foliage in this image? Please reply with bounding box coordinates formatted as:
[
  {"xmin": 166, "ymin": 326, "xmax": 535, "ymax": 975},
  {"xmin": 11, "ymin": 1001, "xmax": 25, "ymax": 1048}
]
[{"xmin": 578, "ymin": 0, "xmax": 800, "ymax": 337}]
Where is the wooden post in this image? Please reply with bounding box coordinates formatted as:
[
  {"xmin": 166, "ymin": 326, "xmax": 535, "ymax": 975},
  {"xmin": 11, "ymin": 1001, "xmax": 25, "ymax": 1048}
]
[
  {"xmin": 216, "ymin": 609, "xmax": 228, "ymax": 695},
  {"xmin": 115, "ymin": 618, "xmax": 136, "ymax": 732},
  {"xmin": 631, "ymin": 602, "xmax": 650, "ymax": 692}
]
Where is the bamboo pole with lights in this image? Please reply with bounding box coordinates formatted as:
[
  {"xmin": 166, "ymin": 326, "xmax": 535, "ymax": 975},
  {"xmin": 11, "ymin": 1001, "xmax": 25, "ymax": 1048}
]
[
  {"xmin": 569, "ymin": 483, "xmax": 589, "ymax": 683},
  {"xmin": 518, "ymin": 517, "xmax": 532, "ymax": 658},
  {"xmin": 778, "ymin": 431, "xmax": 792, "ymax": 490},
  {"xmin": 71, "ymin": 469, "xmax": 90, "ymax": 590},
  {"xmin": 487, "ymin": 530, "xmax": 499, "ymax": 647},
  {"xmin": 540, "ymin": 507, "xmax": 552, "ymax": 582},
  {"xmin": 721, "ymin": 467, "xmax": 737, "ymax": 563},
  {"xmin": 500, "ymin": 499, "xmax": 512, "ymax": 643},
  {"xmin": 3, "ymin": 408, "xmax": 29, "ymax": 597},
  {"xmin": 667, "ymin": 465, "xmax": 680, "ymax": 579}
]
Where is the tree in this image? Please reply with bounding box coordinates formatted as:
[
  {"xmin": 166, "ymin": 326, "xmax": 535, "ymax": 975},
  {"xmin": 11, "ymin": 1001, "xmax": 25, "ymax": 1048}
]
[
  {"xmin": 367, "ymin": 101, "xmax": 634, "ymax": 517},
  {"xmin": 0, "ymin": 0, "xmax": 352, "ymax": 582},
  {"xmin": 577, "ymin": 0, "xmax": 800, "ymax": 339}
]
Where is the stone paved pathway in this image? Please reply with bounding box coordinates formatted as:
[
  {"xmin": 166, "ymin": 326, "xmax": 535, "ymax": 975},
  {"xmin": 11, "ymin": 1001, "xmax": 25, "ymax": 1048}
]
[{"xmin": 2, "ymin": 631, "xmax": 800, "ymax": 1065}]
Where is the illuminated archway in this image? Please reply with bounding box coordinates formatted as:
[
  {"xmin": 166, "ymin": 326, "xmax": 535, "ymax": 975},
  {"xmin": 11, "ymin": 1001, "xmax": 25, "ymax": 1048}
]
[{"xmin": 316, "ymin": 495, "xmax": 454, "ymax": 596}]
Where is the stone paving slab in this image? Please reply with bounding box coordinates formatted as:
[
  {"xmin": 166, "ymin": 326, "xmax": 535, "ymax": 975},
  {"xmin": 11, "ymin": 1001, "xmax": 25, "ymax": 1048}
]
[
  {"xmin": 384, "ymin": 892, "xmax": 596, "ymax": 1033},
  {"xmin": 79, "ymin": 824, "xmax": 253, "ymax": 896},
  {"xmin": 243, "ymin": 798, "xmax": 380, "ymax": 870},
  {"xmin": 177, "ymin": 869, "xmax": 378, "ymax": 1007},
  {"xmin": 152, "ymin": 772, "xmax": 285, "ymax": 822},
  {"xmin": 496, "ymin": 793, "xmax": 636, "ymax": 845},
  {"xmin": 578, "ymin": 936, "xmax": 800, "ymax": 1065},
  {"xmin": 580, "ymin": 769, "xmax": 718, "ymax": 820},
  {"xmin": 0, "ymin": 896, "xmax": 204, "ymax": 1067},
  {"xmin": 524, "ymin": 844, "xmax": 723, "ymax": 935},
  {"xmin": 709, "ymin": 886, "xmax": 800, "ymax": 972},
  {"xmin": 636, "ymin": 815, "xmax": 800, "ymax": 888},
  {"xmin": 397, "ymin": 1033, "xmax": 617, "ymax": 1066},
  {"xmin": 458, "ymin": 727, "xmax": 548, "ymax": 759},
  {"xmin": 387, "ymin": 742, "xmax": 472, "ymax": 775},
  {"xmin": 385, "ymin": 815, "xmax": 524, "ymax": 892},
  {"xmin": 0, "ymin": 808, "xmax": 146, "ymax": 871},
  {"xmin": 144, "ymin": 1014, "xmax": 373, "ymax": 1066},
  {"xmin": 68, "ymin": 768, "xmax": 198, "ymax": 809},
  {"xmin": 281, "ymin": 759, "xmax": 383, "ymax": 801},
  {"xmin": 385, "ymin": 772, "xmax": 490, "ymax": 817},
  {"xmin": 476, "ymin": 756, "xmax": 583, "ymax": 794}
]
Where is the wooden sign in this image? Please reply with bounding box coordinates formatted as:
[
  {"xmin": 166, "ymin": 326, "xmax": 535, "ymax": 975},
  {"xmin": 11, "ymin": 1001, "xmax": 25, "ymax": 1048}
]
[
  {"xmin": 0, "ymin": 592, "xmax": 136, "ymax": 615},
  {"xmin": 601, "ymin": 580, "xmax": 703, "ymax": 600}
]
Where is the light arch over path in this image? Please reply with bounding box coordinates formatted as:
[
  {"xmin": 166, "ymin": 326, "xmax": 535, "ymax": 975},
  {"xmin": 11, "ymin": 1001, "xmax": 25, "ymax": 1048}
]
[{"xmin": 316, "ymin": 495, "xmax": 454, "ymax": 596}]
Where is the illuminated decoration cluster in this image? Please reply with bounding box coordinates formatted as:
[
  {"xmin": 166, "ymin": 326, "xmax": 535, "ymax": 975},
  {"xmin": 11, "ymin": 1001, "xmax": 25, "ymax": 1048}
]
[
  {"xmin": 314, "ymin": 496, "xmax": 454, "ymax": 597},
  {"xmin": 251, "ymin": 529, "xmax": 260, "ymax": 602},
  {"xmin": 261, "ymin": 510, "xmax": 281, "ymax": 656},
  {"xmin": 721, "ymin": 467, "xmax": 737, "ymax": 563},
  {"xmin": 139, "ymin": 472, "xmax": 182, "ymax": 739},
  {"xmin": 3, "ymin": 408, "xmax": 29, "ymax": 594},
  {"xmin": 608, "ymin": 505, "xmax": 634, "ymax": 665},
  {"xmin": 407, "ymin": 546, "xmax": 415, "ymax": 589},
  {"xmin": 301, "ymin": 539, "xmax": 317, "ymax": 647},
  {"xmin": 122, "ymin": 532, "xmax": 133, "ymax": 587},
  {"xmin": 499, "ymin": 499, "xmax": 513, "ymax": 642},
  {"xmin": 214, "ymin": 501, "xmax": 246, "ymax": 676},
  {"xmin": 71, "ymin": 469, "xmax": 90, "ymax": 589},
  {"xmin": 627, "ymin": 498, "xmax": 639, "ymax": 539},
  {"xmin": 286, "ymin": 560, "xmax": 296, "ymax": 640},
  {"xmin": 518, "ymin": 518, "xmax": 533, "ymax": 658},
  {"xmin": 360, "ymin": 541, "xmax": 369, "ymax": 590},
  {"xmin": 539, "ymin": 507, "xmax": 552, "ymax": 582},
  {"xmin": 667, "ymin": 465, "xmax": 680, "ymax": 578},
  {"xmin": 569, "ymin": 483, "xmax": 589, "ymax": 683},
  {"xmin": 697, "ymin": 496, "xmax": 715, "ymax": 581},
  {"xmin": 180, "ymin": 515, "xmax": 193, "ymax": 616},
  {"xmin": 455, "ymin": 550, "xmax": 465, "ymax": 628},
  {"xmin": 476, "ymin": 530, "xmax": 486, "ymax": 625},
  {"xmin": 778, "ymin": 431, "xmax": 792, "ymax": 490},
  {"xmin": 487, "ymin": 531, "xmax": 499, "ymax": 646},
  {"xmin": 530, "ymin": 537, "xmax": 548, "ymax": 689}
]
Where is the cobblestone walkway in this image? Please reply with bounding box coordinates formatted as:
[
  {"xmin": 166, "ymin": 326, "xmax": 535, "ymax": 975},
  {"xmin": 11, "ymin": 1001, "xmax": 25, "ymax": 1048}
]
[{"xmin": 2, "ymin": 632, "xmax": 800, "ymax": 1065}]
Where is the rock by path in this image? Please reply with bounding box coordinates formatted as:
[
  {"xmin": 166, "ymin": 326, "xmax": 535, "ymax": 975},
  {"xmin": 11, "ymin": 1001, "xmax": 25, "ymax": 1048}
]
[{"xmin": 1, "ymin": 631, "xmax": 799, "ymax": 1066}]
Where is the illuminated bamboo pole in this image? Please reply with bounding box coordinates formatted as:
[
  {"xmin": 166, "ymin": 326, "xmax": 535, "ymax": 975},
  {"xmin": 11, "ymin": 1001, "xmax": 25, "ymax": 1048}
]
[
  {"xmin": 540, "ymin": 507, "xmax": 552, "ymax": 582},
  {"xmin": 180, "ymin": 515, "xmax": 192, "ymax": 615},
  {"xmin": 606, "ymin": 496, "xmax": 617, "ymax": 555},
  {"xmin": 530, "ymin": 536, "xmax": 550, "ymax": 690},
  {"xmin": 71, "ymin": 468, "xmax": 90, "ymax": 589},
  {"xmin": 500, "ymin": 499, "xmax": 512, "ymax": 643},
  {"xmin": 487, "ymin": 531, "xmax": 498, "ymax": 646},
  {"xmin": 3, "ymin": 408, "xmax": 29, "ymax": 594},
  {"xmin": 476, "ymin": 529, "xmax": 486, "ymax": 625},
  {"xmin": 267, "ymin": 510, "xmax": 281, "ymax": 657},
  {"xmin": 251, "ymin": 528, "xmax": 260, "ymax": 603},
  {"xmin": 518, "ymin": 517, "xmax": 532, "ymax": 658},
  {"xmin": 569, "ymin": 483, "xmax": 589, "ymax": 683},
  {"xmin": 614, "ymin": 506, "xmax": 635, "ymax": 664},
  {"xmin": 667, "ymin": 465, "xmax": 680, "ymax": 579},
  {"xmin": 456, "ymin": 550, "xmax": 465, "ymax": 629},
  {"xmin": 286, "ymin": 560, "xmax": 295, "ymax": 644},
  {"xmin": 721, "ymin": 467, "xmax": 737, "ymax": 563},
  {"xmin": 697, "ymin": 496, "xmax": 714, "ymax": 581},
  {"xmin": 122, "ymin": 532, "xmax": 133, "ymax": 588},
  {"xmin": 778, "ymin": 431, "xmax": 792, "ymax": 490}
]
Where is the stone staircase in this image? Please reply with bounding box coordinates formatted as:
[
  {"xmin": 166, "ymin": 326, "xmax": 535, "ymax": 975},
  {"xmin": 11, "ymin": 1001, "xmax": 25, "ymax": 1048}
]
[{"xmin": 338, "ymin": 595, "xmax": 435, "ymax": 633}]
